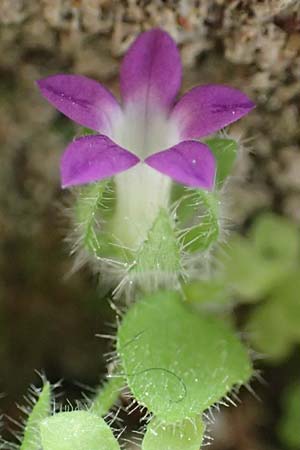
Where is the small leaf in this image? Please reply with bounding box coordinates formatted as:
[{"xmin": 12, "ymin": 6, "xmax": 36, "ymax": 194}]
[
  {"xmin": 251, "ymin": 213, "xmax": 299, "ymax": 263},
  {"xmin": 246, "ymin": 272, "xmax": 300, "ymax": 360},
  {"xmin": 21, "ymin": 382, "xmax": 51, "ymax": 450},
  {"xmin": 90, "ymin": 375, "xmax": 124, "ymax": 417},
  {"xmin": 246, "ymin": 299, "xmax": 293, "ymax": 361},
  {"xmin": 221, "ymin": 237, "xmax": 290, "ymax": 300},
  {"xmin": 40, "ymin": 411, "xmax": 120, "ymax": 450},
  {"xmin": 279, "ymin": 383, "xmax": 300, "ymax": 449},
  {"xmin": 205, "ymin": 138, "xmax": 238, "ymax": 187},
  {"xmin": 182, "ymin": 279, "xmax": 229, "ymax": 307},
  {"xmin": 117, "ymin": 291, "xmax": 252, "ymax": 422},
  {"xmin": 272, "ymin": 273, "xmax": 300, "ymax": 341},
  {"xmin": 142, "ymin": 416, "xmax": 205, "ymax": 450},
  {"xmin": 131, "ymin": 208, "xmax": 181, "ymax": 276},
  {"xmin": 180, "ymin": 191, "xmax": 220, "ymax": 253}
]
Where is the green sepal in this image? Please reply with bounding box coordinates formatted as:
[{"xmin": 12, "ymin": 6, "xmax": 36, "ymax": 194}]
[
  {"xmin": 21, "ymin": 382, "xmax": 51, "ymax": 450},
  {"xmin": 180, "ymin": 191, "xmax": 219, "ymax": 253},
  {"xmin": 142, "ymin": 416, "xmax": 205, "ymax": 450},
  {"xmin": 117, "ymin": 290, "xmax": 252, "ymax": 423},
  {"xmin": 130, "ymin": 208, "xmax": 181, "ymax": 276},
  {"xmin": 205, "ymin": 138, "xmax": 238, "ymax": 187},
  {"xmin": 40, "ymin": 411, "xmax": 120, "ymax": 450},
  {"xmin": 75, "ymin": 180, "xmax": 109, "ymax": 256}
]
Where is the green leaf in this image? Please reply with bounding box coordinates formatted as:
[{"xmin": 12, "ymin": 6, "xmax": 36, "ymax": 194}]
[
  {"xmin": 246, "ymin": 272, "xmax": 300, "ymax": 360},
  {"xmin": 182, "ymin": 279, "xmax": 229, "ymax": 307},
  {"xmin": 142, "ymin": 416, "xmax": 205, "ymax": 450},
  {"xmin": 117, "ymin": 291, "xmax": 252, "ymax": 423},
  {"xmin": 131, "ymin": 208, "xmax": 181, "ymax": 276},
  {"xmin": 222, "ymin": 237, "xmax": 291, "ymax": 300},
  {"xmin": 180, "ymin": 191, "xmax": 220, "ymax": 253},
  {"xmin": 90, "ymin": 375, "xmax": 124, "ymax": 417},
  {"xmin": 75, "ymin": 180, "xmax": 111, "ymax": 256},
  {"xmin": 246, "ymin": 299, "xmax": 293, "ymax": 361},
  {"xmin": 205, "ymin": 138, "xmax": 238, "ymax": 187},
  {"xmin": 21, "ymin": 382, "xmax": 51, "ymax": 450},
  {"xmin": 221, "ymin": 213, "xmax": 299, "ymax": 301},
  {"xmin": 279, "ymin": 383, "xmax": 300, "ymax": 449},
  {"xmin": 272, "ymin": 273, "xmax": 300, "ymax": 341},
  {"xmin": 40, "ymin": 411, "xmax": 120, "ymax": 450},
  {"xmin": 250, "ymin": 213, "xmax": 299, "ymax": 263}
]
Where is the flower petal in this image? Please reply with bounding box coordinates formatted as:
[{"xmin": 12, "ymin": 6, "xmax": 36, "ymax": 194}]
[
  {"xmin": 36, "ymin": 75, "xmax": 121, "ymax": 134},
  {"xmin": 61, "ymin": 135, "xmax": 140, "ymax": 188},
  {"xmin": 120, "ymin": 29, "xmax": 181, "ymax": 110},
  {"xmin": 171, "ymin": 84, "xmax": 255, "ymax": 139},
  {"xmin": 145, "ymin": 141, "xmax": 216, "ymax": 190}
]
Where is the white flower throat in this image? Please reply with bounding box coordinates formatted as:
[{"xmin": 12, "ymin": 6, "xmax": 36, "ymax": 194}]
[{"xmin": 111, "ymin": 102, "xmax": 180, "ymax": 249}]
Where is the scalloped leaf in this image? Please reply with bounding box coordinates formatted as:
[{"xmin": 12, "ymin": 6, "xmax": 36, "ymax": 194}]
[
  {"xmin": 40, "ymin": 411, "xmax": 120, "ymax": 450},
  {"xmin": 180, "ymin": 191, "xmax": 220, "ymax": 253},
  {"xmin": 130, "ymin": 208, "xmax": 181, "ymax": 276},
  {"xmin": 142, "ymin": 416, "xmax": 205, "ymax": 450},
  {"xmin": 21, "ymin": 382, "xmax": 51, "ymax": 450},
  {"xmin": 117, "ymin": 291, "xmax": 252, "ymax": 423},
  {"xmin": 205, "ymin": 138, "xmax": 238, "ymax": 187}
]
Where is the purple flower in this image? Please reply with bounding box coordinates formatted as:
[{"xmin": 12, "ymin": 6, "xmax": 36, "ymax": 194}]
[{"xmin": 36, "ymin": 29, "xmax": 254, "ymax": 192}]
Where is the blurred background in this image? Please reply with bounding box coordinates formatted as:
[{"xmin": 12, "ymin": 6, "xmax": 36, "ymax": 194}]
[{"xmin": 0, "ymin": 1, "xmax": 300, "ymax": 449}]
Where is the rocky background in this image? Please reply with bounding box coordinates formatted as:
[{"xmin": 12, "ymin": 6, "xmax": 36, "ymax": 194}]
[{"xmin": 0, "ymin": 1, "xmax": 300, "ymax": 449}]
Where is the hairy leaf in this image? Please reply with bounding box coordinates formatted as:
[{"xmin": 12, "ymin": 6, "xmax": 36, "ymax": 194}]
[
  {"xmin": 21, "ymin": 382, "xmax": 51, "ymax": 450},
  {"xmin": 118, "ymin": 291, "xmax": 252, "ymax": 422},
  {"xmin": 40, "ymin": 411, "xmax": 120, "ymax": 450},
  {"xmin": 90, "ymin": 375, "xmax": 123, "ymax": 417},
  {"xmin": 142, "ymin": 416, "xmax": 205, "ymax": 450}
]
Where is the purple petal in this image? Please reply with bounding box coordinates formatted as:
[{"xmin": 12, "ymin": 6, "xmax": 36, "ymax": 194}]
[
  {"xmin": 145, "ymin": 141, "xmax": 216, "ymax": 190},
  {"xmin": 171, "ymin": 84, "xmax": 255, "ymax": 139},
  {"xmin": 36, "ymin": 75, "xmax": 121, "ymax": 133},
  {"xmin": 61, "ymin": 135, "xmax": 140, "ymax": 188},
  {"xmin": 120, "ymin": 29, "xmax": 181, "ymax": 110}
]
